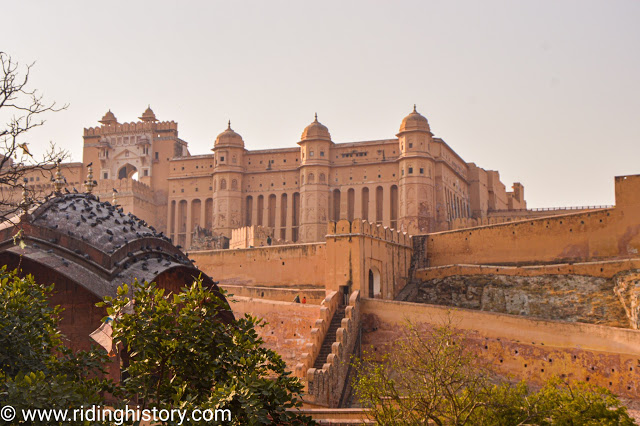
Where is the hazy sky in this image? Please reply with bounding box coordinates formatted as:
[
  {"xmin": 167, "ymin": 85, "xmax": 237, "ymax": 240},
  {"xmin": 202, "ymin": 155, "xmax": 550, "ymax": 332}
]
[{"xmin": 2, "ymin": 1, "xmax": 639, "ymax": 208}]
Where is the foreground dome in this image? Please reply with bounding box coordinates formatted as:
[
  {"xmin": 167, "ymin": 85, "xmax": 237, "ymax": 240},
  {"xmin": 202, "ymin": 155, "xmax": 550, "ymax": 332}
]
[{"xmin": 0, "ymin": 192, "xmax": 232, "ymax": 323}]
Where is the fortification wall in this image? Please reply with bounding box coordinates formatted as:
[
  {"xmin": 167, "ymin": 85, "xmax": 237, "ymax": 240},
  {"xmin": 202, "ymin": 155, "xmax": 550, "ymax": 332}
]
[
  {"xmin": 221, "ymin": 284, "xmax": 326, "ymax": 304},
  {"xmin": 191, "ymin": 219, "xmax": 412, "ymax": 299},
  {"xmin": 191, "ymin": 243, "xmax": 327, "ymax": 288},
  {"xmin": 361, "ymin": 299, "xmax": 640, "ymax": 399},
  {"xmin": 230, "ymin": 225, "xmax": 273, "ymax": 249},
  {"xmin": 326, "ymin": 220, "xmax": 412, "ymax": 299},
  {"xmin": 422, "ymin": 175, "xmax": 640, "ymax": 267},
  {"xmin": 230, "ymin": 296, "xmax": 321, "ymax": 372},
  {"xmin": 415, "ymin": 259, "xmax": 640, "ymax": 281},
  {"xmin": 83, "ymin": 121, "xmax": 178, "ymax": 136},
  {"xmin": 306, "ymin": 291, "xmax": 361, "ymax": 408}
]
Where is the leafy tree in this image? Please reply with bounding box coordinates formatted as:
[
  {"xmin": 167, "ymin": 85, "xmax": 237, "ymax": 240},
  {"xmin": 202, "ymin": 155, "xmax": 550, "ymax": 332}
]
[
  {"xmin": 353, "ymin": 320, "xmax": 635, "ymax": 425},
  {"xmin": 0, "ymin": 267, "xmax": 113, "ymax": 425},
  {"xmin": 103, "ymin": 278, "xmax": 314, "ymax": 425}
]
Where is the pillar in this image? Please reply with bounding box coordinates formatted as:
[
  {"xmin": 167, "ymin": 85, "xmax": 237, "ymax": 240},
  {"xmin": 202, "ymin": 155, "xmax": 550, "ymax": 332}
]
[
  {"xmin": 383, "ymin": 185, "xmax": 390, "ymax": 227},
  {"xmin": 186, "ymin": 199, "xmax": 193, "ymax": 249},
  {"xmin": 285, "ymin": 193, "xmax": 293, "ymax": 241},
  {"xmin": 275, "ymin": 193, "xmax": 282, "ymax": 239},
  {"xmin": 354, "ymin": 187, "xmax": 363, "ymax": 220}
]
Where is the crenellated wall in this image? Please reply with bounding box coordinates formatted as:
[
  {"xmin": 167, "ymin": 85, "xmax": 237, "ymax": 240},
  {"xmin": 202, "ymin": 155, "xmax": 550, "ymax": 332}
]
[
  {"xmin": 192, "ymin": 219, "xmax": 413, "ymax": 300},
  {"xmin": 305, "ymin": 291, "xmax": 362, "ymax": 407},
  {"xmin": 83, "ymin": 120, "xmax": 178, "ymax": 136},
  {"xmin": 295, "ymin": 291, "xmax": 340, "ymax": 378},
  {"xmin": 230, "ymin": 225, "xmax": 273, "ymax": 249},
  {"xmin": 326, "ymin": 219, "xmax": 413, "ymax": 299}
]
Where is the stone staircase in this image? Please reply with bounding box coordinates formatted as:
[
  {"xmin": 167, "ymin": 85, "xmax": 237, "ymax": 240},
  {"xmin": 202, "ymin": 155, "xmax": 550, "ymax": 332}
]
[{"xmin": 313, "ymin": 306, "xmax": 347, "ymax": 369}]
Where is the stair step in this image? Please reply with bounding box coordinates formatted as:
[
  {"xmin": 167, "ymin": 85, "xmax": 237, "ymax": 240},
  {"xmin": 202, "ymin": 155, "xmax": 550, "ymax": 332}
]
[{"xmin": 313, "ymin": 307, "xmax": 348, "ymax": 369}]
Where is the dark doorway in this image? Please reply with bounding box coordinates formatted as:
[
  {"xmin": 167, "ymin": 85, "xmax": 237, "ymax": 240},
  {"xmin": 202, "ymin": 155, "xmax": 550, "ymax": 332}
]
[{"xmin": 368, "ymin": 270, "xmax": 374, "ymax": 298}]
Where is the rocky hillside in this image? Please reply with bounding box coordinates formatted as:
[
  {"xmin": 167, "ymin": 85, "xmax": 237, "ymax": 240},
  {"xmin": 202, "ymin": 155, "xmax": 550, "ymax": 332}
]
[{"xmin": 412, "ymin": 273, "xmax": 629, "ymax": 328}]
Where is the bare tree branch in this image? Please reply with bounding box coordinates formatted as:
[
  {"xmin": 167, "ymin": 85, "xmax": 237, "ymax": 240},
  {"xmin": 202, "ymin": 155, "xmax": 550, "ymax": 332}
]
[{"xmin": 0, "ymin": 52, "xmax": 69, "ymax": 227}]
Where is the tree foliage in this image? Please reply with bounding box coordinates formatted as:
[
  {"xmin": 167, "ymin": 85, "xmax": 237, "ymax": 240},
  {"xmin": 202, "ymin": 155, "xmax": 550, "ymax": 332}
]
[
  {"xmin": 353, "ymin": 320, "xmax": 635, "ymax": 425},
  {"xmin": 0, "ymin": 267, "xmax": 113, "ymax": 425},
  {"xmin": 102, "ymin": 279, "xmax": 314, "ymax": 425}
]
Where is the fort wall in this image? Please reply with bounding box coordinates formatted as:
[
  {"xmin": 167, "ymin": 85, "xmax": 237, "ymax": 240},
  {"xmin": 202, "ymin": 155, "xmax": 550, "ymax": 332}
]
[
  {"xmin": 192, "ymin": 219, "xmax": 413, "ymax": 299},
  {"xmin": 361, "ymin": 299, "xmax": 640, "ymax": 399},
  {"xmin": 230, "ymin": 296, "xmax": 322, "ymax": 372},
  {"xmin": 421, "ymin": 174, "xmax": 640, "ymax": 267},
  {"xmin": 221, "ymin": 284, "xmax": 326, "ymax": 304},
  {"xmin": 191, "ymin": 243, "xmax": 328, "ymax": 288},
  {"xmin": 415, "ymin": 259, "xmax": 640, "ymax": 281},
  {"xmin": 326, "ymin": 220, "xmax": 412, "ymax": 299},
  {"xmin": 305, "ymin": 291, "xmax": 361, "ymax": 407}
]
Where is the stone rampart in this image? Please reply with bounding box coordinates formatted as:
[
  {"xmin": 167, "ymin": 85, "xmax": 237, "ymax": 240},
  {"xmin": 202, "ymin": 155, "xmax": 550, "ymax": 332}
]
[
  {"xmin": 221, "ymin": 284, "xmax": 326, "ymax": 304},
  {"xmin": 305, "ymin": 291, "xmax": 361, "ymax": 407},
  {"xmin": 326, "ymin": 220, "xmax": 413, "ymax": 298},
  {"xmin": 230, "ymin": 296, "xmax": 322, "ymax": 372},
  {"xmin": 362, "ymin": 298, "xmax": 640, "ymax": 399},
  {"xmin": 420, "ymin": 174, "xmax": 640, "ymax": 267},
  {"xmin": 415, "ymin": 259, "xmax": 640, "ymax": 281},
  {"xmin": 191, "ymin": 243, "xmax": 327, "ymax": 288},
  {"xmin": 84, "ymin": 120, "xmax": 178, "ymax": 136},
  {"xmin": 295, "ymin": 291, "xmax": 340, "ymax": 378}
]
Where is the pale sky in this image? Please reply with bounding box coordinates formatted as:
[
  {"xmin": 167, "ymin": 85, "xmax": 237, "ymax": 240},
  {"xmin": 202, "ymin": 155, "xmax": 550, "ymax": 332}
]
[{"xmin": 2, "ymin": 1, "xmax": 639, "ymax": 208}]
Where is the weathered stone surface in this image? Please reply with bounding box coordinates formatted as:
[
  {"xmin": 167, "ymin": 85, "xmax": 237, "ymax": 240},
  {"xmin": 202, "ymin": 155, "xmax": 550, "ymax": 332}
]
[
  {"xmin": 412, "ymin": 274, "xmax": 628, "ymax": 327},
  {"xmin": 614, "ymin": 270, "xmax": 640, "ymax": 329}
]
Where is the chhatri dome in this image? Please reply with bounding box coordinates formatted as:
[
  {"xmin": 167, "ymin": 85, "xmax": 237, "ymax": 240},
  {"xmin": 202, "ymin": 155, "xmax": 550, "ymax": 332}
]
[
  {"xmin": 398, "ymin": 105, "xmax": 431, "ymax": 134},
  {"xmin": 99, "ymin": 110, "xmax": 118, "ymax": 125},
  {"xmin": 214, "ymin": 121, "xmax": 244, "ymax": 148},
  {"xmin": 139, "ymin": 105, "xmax": 158, "ymax": 122},
  {"xmin": 301, "ymin": 113, "xmax": 331, "ymax": 142}
]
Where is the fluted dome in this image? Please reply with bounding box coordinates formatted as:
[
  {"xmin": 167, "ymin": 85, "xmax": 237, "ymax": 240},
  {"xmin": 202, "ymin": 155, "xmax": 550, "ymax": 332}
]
[
  {"xmin": 139, "ymin": 105, "xmax": 158, "ymax": 122},
  {"xmin": 398, "ymin": 105, "xmax": 430, "ymax": 134},
  {"xmin": 301, "ymin": 114, "xmax": 331, "ymax": 142},
  {"xmin": 214, "ymin": 121, "xmax": 244, "ymax": 147},
  {"xmin": 99, "ymin": 110, "xmax": 118, "ymax": 125}
]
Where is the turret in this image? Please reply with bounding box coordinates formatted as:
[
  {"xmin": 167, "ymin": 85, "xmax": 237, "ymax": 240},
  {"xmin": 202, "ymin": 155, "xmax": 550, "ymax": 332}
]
[
  {"xmin": 297, "ymin": 114, "xmax": 332, "ymax": 242},
  {"xmin": 212, "ymin": 122, "xmax": 245, "ymax": 238},
  {"xmin": 396, "ymin": 106, "xmax": 436, "ymax": 233}
]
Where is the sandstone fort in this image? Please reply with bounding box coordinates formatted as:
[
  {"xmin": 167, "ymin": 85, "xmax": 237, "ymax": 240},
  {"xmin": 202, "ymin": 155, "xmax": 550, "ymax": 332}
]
[{"xmin": 4, "ymin": 105, "xmax": 640, "ymax": 416}]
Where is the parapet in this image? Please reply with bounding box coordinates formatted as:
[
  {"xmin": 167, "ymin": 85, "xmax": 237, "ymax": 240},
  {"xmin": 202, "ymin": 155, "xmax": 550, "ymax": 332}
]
[
  {"xmin": 84, "ymin": 121, "xmax": 178, "ymax": 137},
  {"xmin": 615, "ymin": 174, "xmax": 640, "ymax": 208},
  {"xmin": 326, "ymin": 219, "xmax": 411, "ymax": 247}
]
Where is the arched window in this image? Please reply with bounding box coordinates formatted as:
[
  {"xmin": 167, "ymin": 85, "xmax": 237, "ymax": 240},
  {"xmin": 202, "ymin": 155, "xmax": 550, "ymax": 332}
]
[
  {"xmin": 319, "ymin": 173, "xmax": 326, "ymax": 183},
  {"xmin": 231, "ymin": 179, "xmax": 238, "ymax": 190},
  {"xmin": 220, "ymin": 179, "xmax": 227, "ymax": 190},
  {"xmin": 308, "ymin": 173, "xmax": 315, "ymax": 184}
]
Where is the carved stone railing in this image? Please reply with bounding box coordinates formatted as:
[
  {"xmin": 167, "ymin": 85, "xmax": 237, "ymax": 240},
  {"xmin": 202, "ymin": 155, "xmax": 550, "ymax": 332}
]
[{"xmin": 304, "ymin": 290, "xmax": 361, "ymax": 407}]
